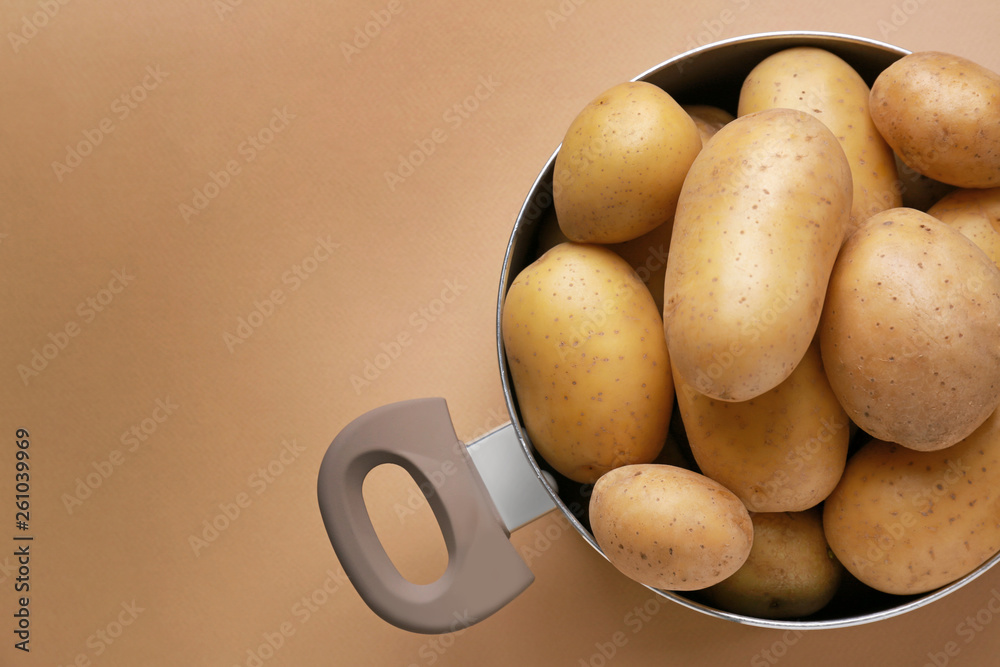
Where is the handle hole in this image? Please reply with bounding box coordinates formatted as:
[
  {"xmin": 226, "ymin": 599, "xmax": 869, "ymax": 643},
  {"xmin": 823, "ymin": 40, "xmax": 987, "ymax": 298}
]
[{"xmin": 362, "ymin": 463, "xmax": 449, "ymax": 585}]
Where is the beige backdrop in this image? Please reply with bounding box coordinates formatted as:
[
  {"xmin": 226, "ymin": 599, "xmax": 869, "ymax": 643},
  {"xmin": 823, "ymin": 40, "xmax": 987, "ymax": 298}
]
[{"xmin": 3, "ymin": 0, "xmax": 1000, "ymax": 665}]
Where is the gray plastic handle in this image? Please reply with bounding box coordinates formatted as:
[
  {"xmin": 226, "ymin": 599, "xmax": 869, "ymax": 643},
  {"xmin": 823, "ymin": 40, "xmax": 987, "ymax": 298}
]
[{"xmin": 317, "ymin": 397, "xmax": 535, "ymax": 634}]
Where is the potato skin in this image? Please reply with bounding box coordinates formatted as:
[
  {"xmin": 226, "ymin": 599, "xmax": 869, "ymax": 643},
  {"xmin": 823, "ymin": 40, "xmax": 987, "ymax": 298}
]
[
  {"xmin": 607, "ymin": 221, "xmax": 672, "ymax": 313},
  {"xmin": 501, "ymin": 243, "xmax": 672, "ymax": 483},
  {"xmin": 704, "ymin": 509, "xmax": 843, "ymax": 618},
  {"xmin": 682, "ymin": 104, "xmax": 735, "ymax": 146},
  {"xmin": 894, "ymin": 154, "xmax": 954, "ymax": 213},
  {"xmin": 534, "ymin": 212, "xmax": 673, "ymax": 312},
  {"xmin": 739, "ymin": 47, "xmax": 901, "ymax": 231},
  {"xmin": 823, "ymin": 411, "xmax": 1000, "ymax": 595},
  {"xmin": 590, "ymin": 464, "xmax": 753, "ymax": 590},
  {"xmin": 870, "ymin": 51, "xmax": 1000, "ymax": 188},
  {"xmin": 675, "ymin": 340, "xmax": 849, "ymax": 513},
  {"xmin": 819, "ymin": 207, "xmax": 1000, "ymax": 451},
  {"xmin": 663, "ymin": 108, "xmax": 852, "ymax": 402},
  {"xmin": 928, "ymin": 187, "xmax": 1000, "ymax": 267},
  {"xmin": 554, "ymin": 81, "xmax": 702, "ymax": 244}
]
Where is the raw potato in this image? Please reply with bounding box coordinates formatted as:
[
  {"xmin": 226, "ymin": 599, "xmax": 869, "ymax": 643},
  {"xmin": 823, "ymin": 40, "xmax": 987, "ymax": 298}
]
[
  {"xmin": 590, "ymin": 464, "xmax": 753, "ymax": 590},
  {"xmin": 607, "ymin": 221, "xmax": 673, "ymax": 312},
  {"xmin": 739, "ymin": 47, "xmax": 901, "ymax": 231},
  {"xmin": 675, "ymin": 340, "xmax": 849, "ymax": 513},
  {"xmin": 895, "ymin": 154, "xmax": 954, "ymax": 213},
  {"xmin": 819, "ymin": 207, "xmax": 1000, "ymax": 451},
  {"xmin": 928, "ymin": 187, "xmax": 1000, "ymax": 267},
  {"xmin": 663, "ymin": 108, "xmax": 852, "ymax": 402},
  {"xmin": 533, "ymin": 211, "xmax": 672, "ymax": 311},
  {"xmin": 823, "ymin": 411, "xmax": 1000, "ymax": 595},
  {"xmin": 682, "ymin": 104, "xmax": 735, "ymax": 145},
  {"xmin": 870, "ymin": 51, "xmax": 1000, "ymax": 188},
  {"xmin": 554, "ymin": 81, "xmax": 702, "ymax": 244},
  {"xmin": 704, "ymin": 509, "xmax": 843, "ymax": 618},
  {"xmin": 501, "ymin": 243, "xmax": 673, "ymax": 483}
]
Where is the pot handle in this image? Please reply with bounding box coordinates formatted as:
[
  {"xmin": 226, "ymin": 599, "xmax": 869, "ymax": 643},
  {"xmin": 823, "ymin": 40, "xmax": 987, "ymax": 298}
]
[{"xmin": 317, "ymin": 397, "xmax": 536, "ymax": 634}]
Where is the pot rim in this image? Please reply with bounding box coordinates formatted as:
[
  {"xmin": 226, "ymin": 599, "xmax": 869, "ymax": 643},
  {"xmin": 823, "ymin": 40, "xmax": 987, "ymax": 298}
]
[{"xmin": 494, "ymin": 30, "xmax": 1000, "ymax": 629}]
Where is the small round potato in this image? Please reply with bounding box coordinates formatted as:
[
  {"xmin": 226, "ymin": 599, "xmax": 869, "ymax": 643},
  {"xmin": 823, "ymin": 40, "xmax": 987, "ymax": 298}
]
[
  {"xmin": 870, "ymin": 51, "xmax": 1000, "ymax": 188},
  {"xmin": 502, "ymin": 243, "xmax": 673, "ymax": 483},
  {"xmin": 819, "ymin": 207, "xmax": 1000, "ymax": 451},
  {"xmin": 928, "ymin": 187, "xmax": 1000, "ymax": 267},
  {"xmin": 704, "ymin": 509, "xmax": 843, "ymax": 619},
  {"xmin": 554, "ymin": 81, "xmax": 702, "ymax": 244},
  {"xmin": 590, "ymin": 464, "xmax": 753, "ymax": 591}
]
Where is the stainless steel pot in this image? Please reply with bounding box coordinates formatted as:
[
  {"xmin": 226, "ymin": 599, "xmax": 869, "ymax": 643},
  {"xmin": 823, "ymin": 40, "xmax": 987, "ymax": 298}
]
[{"xmin": 318, "ymin": 30, "xmax": 1000, "ymax": 634}]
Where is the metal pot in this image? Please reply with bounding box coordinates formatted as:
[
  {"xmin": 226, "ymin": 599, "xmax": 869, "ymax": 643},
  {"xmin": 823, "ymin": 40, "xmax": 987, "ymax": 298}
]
[{"xmin": 318, "ymin": 30, "xmax": 1000, "ymax": 634}]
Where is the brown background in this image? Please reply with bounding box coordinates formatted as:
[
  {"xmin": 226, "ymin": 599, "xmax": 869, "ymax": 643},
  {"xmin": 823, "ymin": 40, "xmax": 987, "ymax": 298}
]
[{"xmin": 3, "ymin": 0, "xmax": 1000, "ymax": 665}]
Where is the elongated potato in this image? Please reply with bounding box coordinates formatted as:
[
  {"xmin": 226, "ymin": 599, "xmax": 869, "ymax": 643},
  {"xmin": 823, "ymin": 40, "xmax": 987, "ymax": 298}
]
[
  {"xmin": 663, "ymin": 108, "xmax": 852, "ymax": 402},
  {"xmin": 554, "ymin": 81, "xmax": 702, "ymax": 243},
  {"xmin": 502, "ymin": 243, "xmax": 673, "ymax": 483},
  {"xmin": 590, "ymin": 464, "xmax": 753, "ymax": 590},
  {"xmin": 824, "ymin": 411, "xmax": 1000, "ymax": 595},
  {"xmin": 870, "ymin": 51, "xmax": 1000, "ymax": 188},
  {"xmin": 739, "ymin": 47, "xmax": 900, "ymax": 231},
  {"xmin": 819, "ymin": 207, "xmax": 1000, "ymax": 451},
  {"xmin": 675, "ymin": 340, "xmax": 849, "ymax": 513},
  {"xmin": 928, "ymin": 187, "xmax": 1000, "ymax": 267}
]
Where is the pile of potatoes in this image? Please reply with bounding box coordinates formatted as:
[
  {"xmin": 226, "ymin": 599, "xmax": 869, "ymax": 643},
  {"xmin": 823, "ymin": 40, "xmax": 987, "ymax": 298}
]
[{"xmin": 501, "ymin": 46, "xmax": 1000, "ymax": 619}]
